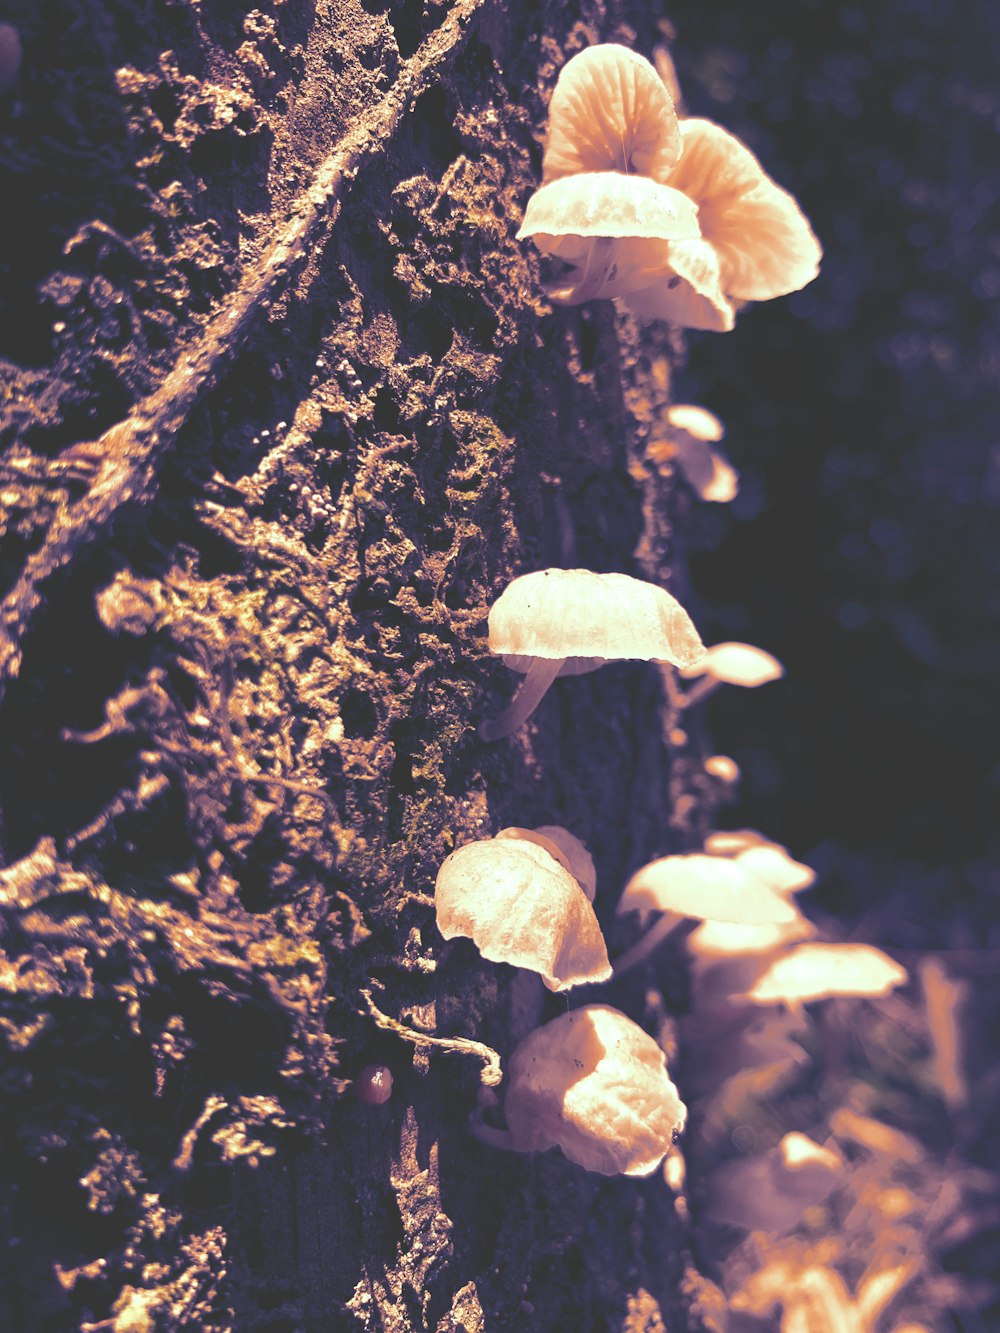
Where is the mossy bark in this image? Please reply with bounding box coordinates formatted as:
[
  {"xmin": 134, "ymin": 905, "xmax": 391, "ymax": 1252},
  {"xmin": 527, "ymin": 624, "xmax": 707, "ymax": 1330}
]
[{"xmin": 0, "ymin": 2, "xmax": 721, "ymax": 1328}]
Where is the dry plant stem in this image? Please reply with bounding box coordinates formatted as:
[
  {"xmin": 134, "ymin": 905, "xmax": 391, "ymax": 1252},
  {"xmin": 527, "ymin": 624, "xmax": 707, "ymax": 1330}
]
[
  {"xmin": 0, "ymin": 0, "xmax": 485, "ymax": 695},
  {"xmin": 478, "ymin": 657, "xmax": 565, "ymax": 741},
  {"xmin": 612, "ymin": 910, "xmax": 683, "ymax": 978},
  {"xmin": 680, "ymin": 675, "xmax": 722, "ymax": 709},
  {"xmin": 361, "ymin": 988, "xmax": 503, "ymax": 1086}
]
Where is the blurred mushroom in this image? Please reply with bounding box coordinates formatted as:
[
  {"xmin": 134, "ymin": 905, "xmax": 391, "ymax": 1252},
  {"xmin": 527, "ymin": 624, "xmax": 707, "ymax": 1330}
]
[
  {"xmin": 541, "ymin": 44, "xmax": 682, "ymax": 183},
  {"xmin": 479, "ymin": 568, "xmax": 704, "ymax": 742},
  {"xmin": 681, "ymin": 641, "xmax": 785, "ymax": 707},
  {"xmin": 649, "ymin": 404, "xmax": 739, "ymax": 503},
  {"xmin": 435, "ymin": 833, "xmax": 611, "ymax": 991},
  {"xmin": 0, "ymin": 23, "xmax": 22, "ymax": 96},
  {"xmin": 614, "ymin": 852, "xmax": 799, "ymax": 977},
  {"xmin": 503, "ymin": 1004, "xmax": 686, "ymax": 1175},
  {"xmin": 705, "ymin": 829, "xmax": 816, "ymax": 896},
  {"xmin": 702, "ymin": 1130, "xmax": 842, "ymax": 1231},
  {"xmin": 738, "ymin": 942, "xmax": 908, "ymax": 1006}
]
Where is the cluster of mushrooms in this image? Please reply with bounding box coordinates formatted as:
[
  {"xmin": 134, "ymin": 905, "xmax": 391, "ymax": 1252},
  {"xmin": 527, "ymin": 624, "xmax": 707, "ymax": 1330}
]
[{"xmin": 429, "ymin": 44, "xmax": 908, "ymax": 1189}]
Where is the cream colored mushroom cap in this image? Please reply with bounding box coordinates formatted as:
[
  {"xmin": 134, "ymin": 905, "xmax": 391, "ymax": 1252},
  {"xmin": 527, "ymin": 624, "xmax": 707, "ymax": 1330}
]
[
  {"xmin": 534, "ymin": 825, "xmax": 597, "ymax": 901},
  {"xmin": 666, "ymin": 404, "xmax": 725, "ymax": 443},
  {"xmin": 681, "ymin": 641, "xmax": 785, "ymax": 687},
  {"xmin": 519, "ymin": 172, "xmax": 700, "ymax": 243},
  {"xmin": 740, "ymin": 942, "xmax": 908, "ymax": 1005},
  {"xmin": 505, "ymin": 1004, "xmax": 686, "ymax": 1175},
  {"xmin": 488, "ymin": 568, "xmax": 705, "ymax": 671},
  {"xmin": 670, "ymin": 117, "xmax": 822, "ymax": 302},
  {"xmin": 435, "ymin": 837, "xmax": 611, "ymax": 991},
  {"xmin": 542, "ymin": 44, "xmax": 682, "ymax": 184},
  {"xmin": 618, "ymin": 853, "xmax": 799, "ymax": 926},
  {"xmin": 705, "ymin": 830, "xmax": 815, "ymax": 895}
]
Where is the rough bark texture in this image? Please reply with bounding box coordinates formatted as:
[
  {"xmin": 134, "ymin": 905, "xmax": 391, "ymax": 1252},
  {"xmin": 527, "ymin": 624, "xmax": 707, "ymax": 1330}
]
[{"xmin": 0, "ymin": 3, "xmax": 718, "ymax": 1329}]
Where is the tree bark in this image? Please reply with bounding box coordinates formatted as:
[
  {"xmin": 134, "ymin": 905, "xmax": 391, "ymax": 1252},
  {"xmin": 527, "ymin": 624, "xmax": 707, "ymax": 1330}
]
[{"xmin": 0, "ymin": 3, "xmax": 721, "ymax": 1328}]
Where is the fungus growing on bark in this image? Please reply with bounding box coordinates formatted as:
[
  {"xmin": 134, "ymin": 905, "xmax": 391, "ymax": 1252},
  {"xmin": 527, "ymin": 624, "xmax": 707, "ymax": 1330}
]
[
  {"xmin": 681, "ymin": 641, "xmax": 785, "ymax": 706},
  {"xmin": 651, "ymin": 404, "xmax": 739, "ymax": 503},
  {"xmin": 614, "ymin": 852, "xmax": 799, "ymax": 977},
  {"xmin": 502, "ymin": 1005, "xmax": 686, "ymax": 1175},
  {"xmin": 518, "ymin": 171, "xmax": 700, "ymax": 304},
  {"xmin": 738, "ymin": 942, "xmax": 908, "ymax": 1006},
  {"xmin": 435, "ymin": 833, "xmax": 611, "ymax": 991},
  {"xmin": 541, "ymin": 44, "xmax": 682, "ymax": 183},
  {"xmin": 494, "ymin": 825, "xmax": 597, "ymax": 901},
  {"xmin": 622, "ymin": 116, "xmax": 822, "ymax": 329},
  {"xmin": 479, "ymin": 568, "xmax": 704, "ymax": 741}
]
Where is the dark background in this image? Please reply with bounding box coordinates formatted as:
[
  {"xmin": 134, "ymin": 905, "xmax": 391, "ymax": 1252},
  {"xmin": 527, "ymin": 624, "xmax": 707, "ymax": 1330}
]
[{"xmin": 668, "ymin": 0, "xmax": 1000, "ymax": 937}]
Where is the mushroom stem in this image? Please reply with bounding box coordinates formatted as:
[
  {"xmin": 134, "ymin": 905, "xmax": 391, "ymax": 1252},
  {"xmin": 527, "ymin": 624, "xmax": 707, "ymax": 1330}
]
[
  {"xmin": 613, "ymin": 911, "xmax": 683, "ymax": 978},
  {"xmin": 478, "ymin": 656, "xmax": 565, "ymax": 742},
  {"xmin": 681, "ymin": 674, "xmax": 721, "ymax": 709}
]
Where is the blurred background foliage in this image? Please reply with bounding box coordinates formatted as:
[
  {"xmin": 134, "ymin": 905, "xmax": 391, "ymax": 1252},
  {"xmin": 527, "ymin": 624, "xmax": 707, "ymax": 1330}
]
[{"xmin": 668, "ymin": 0, "xmax": 1000, "ymax": 933}]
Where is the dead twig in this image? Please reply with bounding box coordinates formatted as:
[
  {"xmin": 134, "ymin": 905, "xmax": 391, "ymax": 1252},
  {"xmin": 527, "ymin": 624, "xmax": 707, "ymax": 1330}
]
[{"xmin": 0, "ymin": 0, "xmax": 485, "ymax": 694}]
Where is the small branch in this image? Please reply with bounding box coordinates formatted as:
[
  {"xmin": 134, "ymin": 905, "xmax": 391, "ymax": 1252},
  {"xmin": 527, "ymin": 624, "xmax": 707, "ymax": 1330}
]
[
  {"xmin": 0, "ymin": 0, "xmax": 485, "ymax": 695},
  {"xmin": 361, "ymin": 988, "xmax": 503, "ymax": 1087}
]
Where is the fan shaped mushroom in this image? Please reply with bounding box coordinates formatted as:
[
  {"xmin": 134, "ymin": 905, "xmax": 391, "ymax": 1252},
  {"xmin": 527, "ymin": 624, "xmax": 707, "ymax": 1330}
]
[
  {"xmin": 503, "ymin": 1004, "xmax": 686, "ymax": 1175},
  {"xmin": 622, "ymin": 116, "xmax": 822, "ymax": 329},
  {"xmin": 479, "ymin": 568, "xmax": 704, "ymax": 741},
  {"xmin": 435, "ymin": 833, "xmax": 611, "ymax": 991},
  {"xmin": 541, "ymin": 44, "xmax": 682, "ymax": 183}
]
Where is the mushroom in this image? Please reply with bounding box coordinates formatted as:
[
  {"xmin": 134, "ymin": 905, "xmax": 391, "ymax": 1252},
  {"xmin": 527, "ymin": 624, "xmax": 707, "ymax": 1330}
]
[
  {"xmin": 648, "ymin": 404, "xmax": 739, "ymax": 504},
  {"xmin": 479, "ymin": 568, "xmax": 705, "ymax": 742},
  {"xmin": 622, "ymin": 116, "xmax": 822, "ymax": 329},
  {"xmin": 737, "ymin": 942, "xmax": 908, "ymax": 1006},
  {"xmin": 614, "ymin": 851, "xmax": 800, "ymax": 977},
  {"xmin": 541, "ymin": 44, "xmax": 682, "ymax": 184},
  {"xmin": 517, "ymin": 171, "xmax": 700, "ymax": 304},
  {"xmin": 705, "ymin": 829, "xmax": 816, "ymax": 896},
  {"xmin": 534, "ymin": 825, "xmax": 598, "ymax": 901},
  {"xmin": 702, "ymin": 1130, "xmax": 842, "ymax": 1231},
  {"xmin": 503, "ymin": 1004, "xmax": 686, "ymax": 1175},
  {"xmin": 681, "ymin": 641, "xmax": 785, "ymax": 706},
  {"xmin": 435, "ymin": 833, "xmax": 611, "ymax": 991}
]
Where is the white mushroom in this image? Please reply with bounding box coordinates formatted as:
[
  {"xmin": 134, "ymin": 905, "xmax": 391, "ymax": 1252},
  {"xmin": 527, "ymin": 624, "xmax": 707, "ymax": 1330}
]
[
  {"xmin": 479, "ymin": 568, "xmax": 704, "ymax": 741},
  {"xmin": 681, "ymin": 641, "xmax": 785, "ymax": 706},
  {"xmin": 738, "ymin": 942, "xmax": 908, "ymax": 1006},
  {"xmin": 614, "ymin": 852, "xmax": 799, "ymax": 977},
  {"xmin": 541, "ymin": 44, "xmax": 682, "ymax": 184},
  {"xmin": 651, "ymin": 404, "xmax": 739, "ymax": 504},
  {"xmin": 518, "ymin": 172, "xmax": 700, "ymax": 304},
  {"xmin": 435, "ymin": 833, "xmax": 611, "ymax": 991},
  {"xmin": 504, "ymin": 1004, "xmax": 686, "ymax": 1175}
]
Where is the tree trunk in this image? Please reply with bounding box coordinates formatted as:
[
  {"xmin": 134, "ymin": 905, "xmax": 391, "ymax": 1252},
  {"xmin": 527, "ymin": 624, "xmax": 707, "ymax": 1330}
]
[{"xmin": 0, "ymin": 3, "xmax": 721, "ymax": 1329}]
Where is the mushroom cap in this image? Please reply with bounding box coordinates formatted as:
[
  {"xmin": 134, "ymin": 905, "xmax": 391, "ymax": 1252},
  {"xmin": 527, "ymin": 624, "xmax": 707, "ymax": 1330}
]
[
  {"xmin": 621, "ymin": 237, "xmax": 736, "ymax": 332},
  {"xmin": 702, "ymin": 1131, "xmax": 842, "ymax": 1231},
  {"xmin": 739, "ymin": 942, "xmax": 908, "ymax": 1005},
  {"xmin": 534, "ymin": 825, "xmax": 598, "ymax": 901},
  {"xmin": 666, "ymin": 404, "xmax": 725, "ymax": 443},
  {"xmin": 669, "ymin": 431, "xmax": 739, "ymax": 504},
  {"xmin": 704, "ymin": 754, "xmax": 741, "ymax": 784},
  {"xmin": 494, "ymin": 826, "xmax": 573, "ymax": 876},
  {"xmin": 488, "ymin": 569, "xmax": 705, "ymax": 671},
  {"xmin": 505, "ymin": 1004, "xmax": 686, "ymax": 1175},
  {"xmin": 618, "ymin": 853, "xmax": 799, "ymax": 926},
  {"xmin": 705, "ymin": 830, "xmax": 816, "ymax": 895},
  {"xmin": 542, "ymin": 44, "xmax": 682, "ymax": 184},
  {"xmin": 681, "ymin": 641, "xmax": 785, "ymax": 687},
  {"xmin": 669, "ymin": 118, "xmax": 822, "ymax": 302},
  {"xmin": 435, "ymin": 837, "xmax": 611, "ymax": 991},
  {"xmin": 518, "ymin": 172, "xmax": 700, "ymax": 244},
  {"xmin": 687, "ymin": 914, "xmax": 816, "ymax": 965}
]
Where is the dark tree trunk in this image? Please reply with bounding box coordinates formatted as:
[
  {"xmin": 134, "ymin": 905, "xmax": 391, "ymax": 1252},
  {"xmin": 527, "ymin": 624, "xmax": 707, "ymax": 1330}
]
[{"xmin": 0, "ymin": 3, "xmax": 721, "ymax": 1329}]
